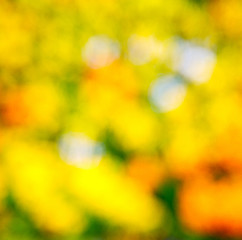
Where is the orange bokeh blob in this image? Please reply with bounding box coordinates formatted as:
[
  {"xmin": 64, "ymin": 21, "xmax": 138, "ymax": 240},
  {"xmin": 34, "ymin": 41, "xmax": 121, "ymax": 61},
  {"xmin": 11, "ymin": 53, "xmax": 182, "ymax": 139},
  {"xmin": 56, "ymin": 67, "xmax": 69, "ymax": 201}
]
[{"xmin": 126, "ymin": 156, "xmax": 165, "ymax": 193}]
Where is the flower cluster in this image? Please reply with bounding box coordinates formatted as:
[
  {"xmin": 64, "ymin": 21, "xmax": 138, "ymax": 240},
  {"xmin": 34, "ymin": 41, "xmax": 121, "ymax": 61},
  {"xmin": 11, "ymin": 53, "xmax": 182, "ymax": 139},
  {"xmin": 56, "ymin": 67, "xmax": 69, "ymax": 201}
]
[{"xmin": 0, "ymin": 0, "xmax": 242, "ymax": 239}]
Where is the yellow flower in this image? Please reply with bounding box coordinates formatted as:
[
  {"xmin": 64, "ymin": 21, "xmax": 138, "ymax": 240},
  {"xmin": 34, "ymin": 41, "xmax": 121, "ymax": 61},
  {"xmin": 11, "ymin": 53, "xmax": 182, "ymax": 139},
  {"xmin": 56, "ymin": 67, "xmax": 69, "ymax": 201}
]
[
  {"xmin": 67, "ymin": 158, "xmax": 165, "ymax": 232},
  {"xmin": 0, "ymin": 2, "xmax": 33, "ymax": 68},
  {"xmin": 209, "ymin": 0, "xmax": 242, "ymax": 38},
  {"xmin": 110, "ymin": 104, "xmax": 159, "ymax": 151},
  {"xmin": 166, "ymin": 127, "xmax": 210, "ymax": 177},
  {"xmin": 82, "ymin": 62, "xmax": 139, "ymax": 126},
  {"xmin": 4, "ymin": 142, "xmax": 84, "ymax": 234}
]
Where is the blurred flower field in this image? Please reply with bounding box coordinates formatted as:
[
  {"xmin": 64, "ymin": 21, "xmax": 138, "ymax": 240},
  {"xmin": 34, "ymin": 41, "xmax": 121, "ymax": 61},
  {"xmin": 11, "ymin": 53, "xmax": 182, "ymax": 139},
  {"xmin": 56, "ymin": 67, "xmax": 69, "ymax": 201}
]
[{"xmin": 1, "ymin": 0, "xmax": 242, "ymax": 239}]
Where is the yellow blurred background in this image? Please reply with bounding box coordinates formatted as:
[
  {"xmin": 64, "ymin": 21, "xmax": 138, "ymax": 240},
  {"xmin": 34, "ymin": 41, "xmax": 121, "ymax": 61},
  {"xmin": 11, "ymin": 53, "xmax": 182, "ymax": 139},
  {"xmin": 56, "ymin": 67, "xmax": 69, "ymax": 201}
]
[{"xmin": 0, "ymin": 0, "xmax": 242, "ymax": 239}]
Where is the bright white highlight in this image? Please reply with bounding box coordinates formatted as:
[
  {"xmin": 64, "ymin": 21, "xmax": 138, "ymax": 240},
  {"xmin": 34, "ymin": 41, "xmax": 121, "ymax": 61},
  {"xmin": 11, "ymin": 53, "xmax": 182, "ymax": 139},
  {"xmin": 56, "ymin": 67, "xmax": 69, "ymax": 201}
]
[
  {"xmin": 82, "ymin": 35, "xmax": 120, "ymax": 69},
  {"xmin": 149, "ymin": 75, "xmax": 187, "ymax": 112},
  {"xmin": 174, "ymin": 41, "xmax": 216, "ymax": 84},
  {"xmin": 128, "ymin": 35, "xmax": 164, "ymax": 65},
  {"xmin": 59, "ymin": 133, "xmax": 104, "ymax": 169}
]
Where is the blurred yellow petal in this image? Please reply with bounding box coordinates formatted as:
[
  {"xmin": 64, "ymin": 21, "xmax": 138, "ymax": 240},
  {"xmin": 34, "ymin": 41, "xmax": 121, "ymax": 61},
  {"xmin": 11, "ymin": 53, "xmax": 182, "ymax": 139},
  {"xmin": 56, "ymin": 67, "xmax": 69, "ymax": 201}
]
[{"xmin": 67, "ymin": 159, "xmax": 165, "ymax": 232}]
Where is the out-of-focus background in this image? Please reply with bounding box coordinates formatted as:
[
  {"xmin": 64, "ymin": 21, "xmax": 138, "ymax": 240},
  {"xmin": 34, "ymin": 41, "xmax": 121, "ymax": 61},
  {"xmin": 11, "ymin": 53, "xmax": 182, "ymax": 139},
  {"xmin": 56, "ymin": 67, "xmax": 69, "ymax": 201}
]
[{"xmin": 0, "ymin": 0, "xmax": 242, "ymax": 239}]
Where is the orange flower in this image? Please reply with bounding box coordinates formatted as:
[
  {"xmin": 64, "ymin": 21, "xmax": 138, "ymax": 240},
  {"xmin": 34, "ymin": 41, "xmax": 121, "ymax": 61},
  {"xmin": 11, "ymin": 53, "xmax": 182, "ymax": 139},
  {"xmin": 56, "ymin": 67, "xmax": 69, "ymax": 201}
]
[
  {"xmin": 126, "ymin": 156, "xmax": 165, "ymax": 193},
  {"xmin": 83, "ymin": 62, "xmax": 138, "ymax": 111},
  {"xmin": 1, "ymin": 83, "xmax": 62, "ymax": 128},
  {"xmin": 1, "ymin": 90, "xmax": 30, "ymax": 126},
  {"xmin": 179, "ymin": 162, "xmax": 242, "ymax": 237}
]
